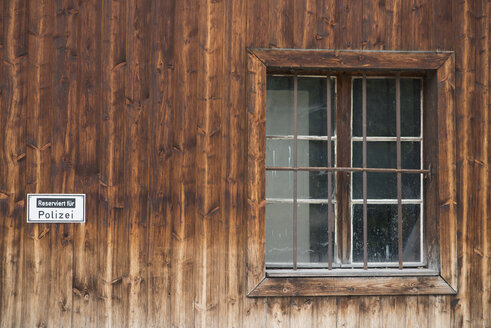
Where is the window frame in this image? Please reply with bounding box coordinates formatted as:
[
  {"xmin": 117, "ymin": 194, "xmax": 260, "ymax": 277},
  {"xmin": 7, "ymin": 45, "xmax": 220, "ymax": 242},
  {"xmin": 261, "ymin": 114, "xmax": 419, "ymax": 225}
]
[{"xmin": 246, "ymin": 48, "xmax": 457, "ymax": 297}]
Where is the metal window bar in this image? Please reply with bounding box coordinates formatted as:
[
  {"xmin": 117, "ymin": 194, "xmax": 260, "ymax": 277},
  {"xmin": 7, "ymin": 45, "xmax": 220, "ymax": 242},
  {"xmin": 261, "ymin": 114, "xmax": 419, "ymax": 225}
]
[
  {"xmin": 396, "ymin": 74, "xmax": 403, "ymax": 269},
  {"xmin": 293, "ymin": 76, "xmax": 298, "ymax": 270},
  {"xmin": 327, "ymin": 75, "xmax": 333, "ymax": 270},
  {"xmin": 362, "ymin": 73, "xmax": 368, "ymax": 270}
]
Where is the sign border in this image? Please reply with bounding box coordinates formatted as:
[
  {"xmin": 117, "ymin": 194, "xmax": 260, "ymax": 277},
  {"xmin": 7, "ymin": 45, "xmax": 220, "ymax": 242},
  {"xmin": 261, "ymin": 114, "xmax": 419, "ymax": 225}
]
[{"xmin": 27, "ymin": 193, "xmax": 86, "ymax": 223}]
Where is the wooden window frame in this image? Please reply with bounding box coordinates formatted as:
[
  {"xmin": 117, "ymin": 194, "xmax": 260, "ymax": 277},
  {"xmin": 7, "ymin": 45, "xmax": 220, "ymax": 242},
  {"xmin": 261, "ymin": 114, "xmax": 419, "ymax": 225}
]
[{"xmin": 246, "ymin": 48, "xmax": 457, "ymax": 297}]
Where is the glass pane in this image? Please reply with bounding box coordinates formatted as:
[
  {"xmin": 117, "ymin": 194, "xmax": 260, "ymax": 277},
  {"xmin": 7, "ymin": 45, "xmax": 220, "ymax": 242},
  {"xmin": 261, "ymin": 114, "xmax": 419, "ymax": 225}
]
[
  {"xmin": 402, "ymin": 142, "xmax": 420, "ymax": 169},
  {"xmin": 297, "ymin": 140, "xmax": 335, "ymax": 167},
  {"xmin": 266, "ymin": 170, "xmax": 293, "ymax": 199},
  {"xmin": 298, "ymin": 171, "xmax": 336, "ymax": 200},
  {"xmin": 352, "ymin": 141, "xmax": 421, "ymax": 199},
  {"xmin": 352, "ymin": 204, "xmax": 421, "ymax": 263},
  {"xmin": 402, "ymin": 173, "xmax": 421, "ymax": 199},
  {"xmin": 266, "ymin": 203, "xmax": 293, "ymax": 266},
  {"xmin": 297, "ymin": 77, "xmax": 336, "ymax": 136},
  {"xmin": 353, "ymin": 172, "xmax": 397, "ymax": 199},
  {"xmin": 353, "ymin": 78, "xmax": 396, "ymax": 137},
  {"xmin": 297, "ymin": 203, "xmax": 335, "ymax": 266},
  {"xmin": 266, "ymin": 139, "xmax": 293, "ymax": 167},
  {"xmin": 401, "ymin": 78, "xmax": 421, "ymax": 137},
  {"xmin": 266, "ymin": 76, "xmax": 294, "ymax": 135},
  {"xmin": 353, "ymin": 141, "xmax": 397, "ymax": 168}
]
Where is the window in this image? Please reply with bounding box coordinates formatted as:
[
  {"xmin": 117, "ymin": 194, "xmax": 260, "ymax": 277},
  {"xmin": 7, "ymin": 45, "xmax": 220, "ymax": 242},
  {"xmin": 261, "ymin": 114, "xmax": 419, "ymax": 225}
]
[{"xmin": 247, "ymin": 49, "xmax": 457, "ymax": 296}]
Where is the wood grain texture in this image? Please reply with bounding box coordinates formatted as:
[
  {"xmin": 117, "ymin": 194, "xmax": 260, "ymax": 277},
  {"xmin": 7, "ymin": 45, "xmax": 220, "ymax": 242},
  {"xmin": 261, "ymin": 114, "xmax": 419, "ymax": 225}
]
[
  {"xmin": 0, "ymin": 0, "xmax": 27, "ymax": 326},
  {"xmin": 146, "ymin": 0, "xmax": 175, "ymax": 326},
  {"xmin": 49, "ymin": 0, "xmax": 78, "ymax": 326},
  {"xmin": 195, "ymin": 0, "xmax": 224, "ymax": 326},
  {"xmin": 0, "ymin": 0, "xmax": 488, "ymax": 327},
  {"xmin": 249, "ymin": 276, "xmax": 456, "ymax": 297},
  {"xmin": 246, "ymin": 52, "xmax": 266, "ymax": 296},
  {"xmin": 169, "ymin": 0, "xmax": 198, "ymax": 327},
  {"xmin": 220, "ymin": 0, "xmax": 247, "ymax": 327},
  {"xmin": 250, "ymin": 48, "xmax": 452, "ymax": 70},
  {"xmin": 23, "ymin": 0, "xmax": 54, "ymax": 326},
  {"xmin": 70, "ymin": 0, "xmax": 100, "ymax": 326},
  {"xmin": 99, "ymin": 0, "xmax": 127, "ymax": 326}
]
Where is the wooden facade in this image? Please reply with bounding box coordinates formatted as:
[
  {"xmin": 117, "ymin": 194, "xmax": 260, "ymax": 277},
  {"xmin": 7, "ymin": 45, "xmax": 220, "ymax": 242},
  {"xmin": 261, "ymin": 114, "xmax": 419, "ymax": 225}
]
[{"xmin": 0, "ymin": 0, "xmax": 488, "ymax": 327}]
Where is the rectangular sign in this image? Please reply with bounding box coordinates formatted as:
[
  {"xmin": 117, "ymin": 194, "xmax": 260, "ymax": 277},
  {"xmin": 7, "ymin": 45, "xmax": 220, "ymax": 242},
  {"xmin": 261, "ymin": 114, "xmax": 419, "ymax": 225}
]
[{"xmin": 27, "ymin": 194, "xmax": 85, "ymax": 223}]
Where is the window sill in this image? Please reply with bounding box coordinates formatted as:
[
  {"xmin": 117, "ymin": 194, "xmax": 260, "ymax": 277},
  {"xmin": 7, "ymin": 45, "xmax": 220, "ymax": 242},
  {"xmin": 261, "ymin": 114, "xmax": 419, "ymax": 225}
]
[
  {"xmin": 248, "ymin": 275, "xmax": 456, "ymax": 297},
  {"xmin": 266, "ymin": 268, "xmax": 438, "ymax": 277}
]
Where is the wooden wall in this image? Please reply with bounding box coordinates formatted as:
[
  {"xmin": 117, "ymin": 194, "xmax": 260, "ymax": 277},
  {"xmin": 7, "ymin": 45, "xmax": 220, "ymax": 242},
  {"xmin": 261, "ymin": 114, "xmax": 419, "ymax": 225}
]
[{"xmin": 0, "ymin": 0, "xmax": 488, "ymax": 327}]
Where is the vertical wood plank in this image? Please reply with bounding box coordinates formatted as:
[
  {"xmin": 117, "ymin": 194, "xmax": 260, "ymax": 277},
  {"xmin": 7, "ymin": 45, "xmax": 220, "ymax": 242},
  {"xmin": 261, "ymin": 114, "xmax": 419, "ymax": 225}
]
[
  {"xmin": 314, "ymin": 0, "xmax": 336, "ymax": 49},
  {"xmin": 23, "ymin": 0, "xmax": 54, "ymax": 326},
  {"xmin": 246, "ymin": 0, "xmax": 269, "ymax": 48},
  {"xmin": 0, "ymin": 0, "xmax": 27, "ymax": 326},
  {"xmin": 337, "ymin": 297, "xmax": 359, "ymax": 328},
  {"xmin": 266, "ymin": 297, "xmax": 290, "ymax": 328},
  {"xmin": 380, "ymin": 297, "xmax": 406, "ymax": 328},
  {"xmin": 243, "ymin": 298, "xmax": 267, "ymax": 328},
  {"xmin": 71, "ymin": 0, "xmax": 100, "ymax": 326},
  {"xmin": 146, "ymin": 0, "xmax": 175, "ymax": 327},
  {"xmin": 290, "ymin": 297, "xmax": 313, "ymax": 328},
  {"xmin": 48, "ymin": 0, "xmax": 78, "ymax": 326},
  {"xmin": 358, "ymin": 296, "xmax": 381, "ymax": 328},
  {"xmin": 169, "ymin": 0, "xmax": 198, "ymax": 326},
  {"xmin": 469, "ymin": 0, "xmax": 488, "ymax": 326},
  {"xmin": 124, "ymin": 0, "xmax": 151, "ymax": 326},
  {"xmin": 362, "ymin": 0, "xmax": 386, "ymax": 49},
  {"xmin": 313, "ymin": 298, "xmax": 337, "ymax": 327},
  {"xmin": 452, "ymin": 1, "xmax": 474, "ymax": 326},
  {"xmin": 268, "ymin": 0, "xmax": 293, "ymax": 48},
  {"xmin": 244, "ymin": 2, "xmax": 268, "ymax": 322},
  {"xmin": 401, "ymin": 0, "xmax": 431, "ymax": 51},
  {"xmin": 220, "ymin": 0, "xmax": 247, "ymax": 327},
  {"xmin": 385, "ymin": 0, "xmax": 402, "ymax": 49},
  {"xmin": 195, "ymin": 0, "xmax": 224, "ymax": 326},
  {"xmin": 404, "ymin": 296, "xmax": 428, "ymax": 328},
  {"xmin": 428, "ymin": 296, "xmax": 451, "ymax": 328},
  {"xmin": 99, "ymin": 0, "xmax": 127, "ymax": 326},
  {"xmin": 336, "ymin": 0, "xmax": 362, "ymax": 49},
  {"xmin": 293, "ymin": 0, "xmax": 316, "ymax": 48}
]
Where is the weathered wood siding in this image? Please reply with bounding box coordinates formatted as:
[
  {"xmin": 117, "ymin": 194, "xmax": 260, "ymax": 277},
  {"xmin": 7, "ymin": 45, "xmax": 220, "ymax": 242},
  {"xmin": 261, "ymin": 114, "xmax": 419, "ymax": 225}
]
[{"xmin": 0, "ymin": 0, "xmax": 488, "ymax": 327}]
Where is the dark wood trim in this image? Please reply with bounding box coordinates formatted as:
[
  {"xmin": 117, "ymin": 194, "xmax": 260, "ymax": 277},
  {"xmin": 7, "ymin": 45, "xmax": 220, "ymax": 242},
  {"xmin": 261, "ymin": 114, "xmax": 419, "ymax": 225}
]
[
  {"xmin": 436, "ymin": 53, "xmax": 458, "ymax": 291},
  {"xmin": 248, "ymin": 48, "xmax": 453, "ymax": 70},
  {"xmin": 336, "ymin": 74, "xmax": 351, "ymax": 264},
  {"xmin": 246, "ymin": 52, "xmax": 267, "ymax": 295},
  {"xmin": 248, "ymin": 276, "xmax": 456, "ymax": 297},
  {"xmin": 246, "ymin": 48, "xmax": 457, "ymax": 297}
]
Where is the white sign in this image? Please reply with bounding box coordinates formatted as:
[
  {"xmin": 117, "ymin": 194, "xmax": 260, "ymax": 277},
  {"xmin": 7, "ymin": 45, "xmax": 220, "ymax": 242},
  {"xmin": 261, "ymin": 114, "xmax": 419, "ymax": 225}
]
[{"xmin": 27, "ymin": 194, "xmax": 85, "ymax": 223}]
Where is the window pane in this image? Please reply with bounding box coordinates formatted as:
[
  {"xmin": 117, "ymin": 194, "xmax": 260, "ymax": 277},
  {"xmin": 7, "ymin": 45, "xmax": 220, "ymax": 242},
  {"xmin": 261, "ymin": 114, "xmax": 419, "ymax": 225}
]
[
  {"xmin": 352, "ymin": 204, "xmax": 421, "ymax": 263},
  {"xmin": 353, "ymin": 172, "xmax": 397, "ymax": 199},
  {"xmin": 401, "ymin": 78, "xmax": 421, "ymax": 137},
  {"xmin": 266, "ymin": 170, "xmax": 293, "ymax": 199},
  {"xmin": 297, "ymin": 77, "xmax": 335, "ymax": 136},
  {"xmin": 353, "ymin": 78, "xmax": 396, "ymax": 137},
  {"xmin": 266, "ymin": 203, "xmax": 293, "ymax": 265},
  {"xmin": 298, "ymin": 171, "xmax": 335, "ymax": 200},
  {"xmin": 266, "ymin": 139, "xmax": 293, "ymax": 167},
  {"xmin": 402, "ymin": 173, "xmax": 421, "ymax": 199},
  {"xmin": 266, "ymin": 76, "xmax": 294, "ymax": 135},
  {"xmin": 297, "ymin": 140, "xmax": 335, "ymax": 167},
  {"xmin": 297, "ymin": 203, "xmax": 335, "ymax": 266},
  {"xmin": 352, "ymin": 141, "xmax": 421, "ymax": 199}
]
